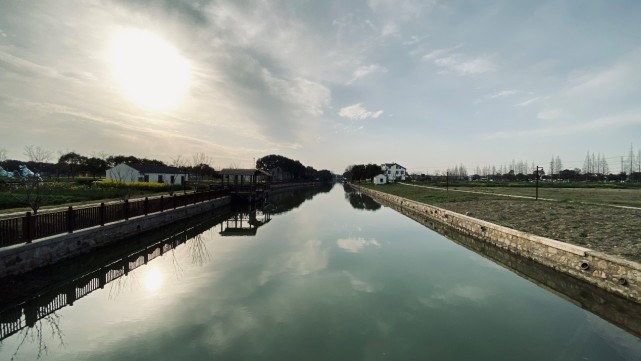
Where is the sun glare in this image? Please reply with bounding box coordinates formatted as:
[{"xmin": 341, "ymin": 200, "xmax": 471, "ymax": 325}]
[
  {"xmin": 110, "ymin": 28, "xmax": 191, "ymax": 111},
  {"xmin": 143, "ymin": 267, "xmax": 164, "ymax": 292}
]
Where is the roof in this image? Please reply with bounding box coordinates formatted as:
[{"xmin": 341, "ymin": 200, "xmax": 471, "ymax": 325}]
[
  {"xmin": 382, "ymin": 162, "xmax": 406, "ymax": 169},
  {"xmin": 220, "ymin": 168, "xmax": 271, "ymax": 177},
  {"xmin": 126, "ymin": 164, "xmax": 184, "ymax": 174}
]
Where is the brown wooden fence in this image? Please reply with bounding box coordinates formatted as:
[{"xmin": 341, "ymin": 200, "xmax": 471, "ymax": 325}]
[{"xmin": 0, "ymin": 189, "xmax": 229, "ymax": 248}]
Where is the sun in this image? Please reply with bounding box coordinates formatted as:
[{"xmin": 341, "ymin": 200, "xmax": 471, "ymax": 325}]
[{"xmin": 110, "ymin": 28, "xmax": 191, "ymax": 111}]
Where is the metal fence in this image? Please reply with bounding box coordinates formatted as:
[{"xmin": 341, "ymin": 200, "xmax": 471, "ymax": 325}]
[{"xmin": 0, "ymin": 189, "xmax": 229, "ymax": 248}]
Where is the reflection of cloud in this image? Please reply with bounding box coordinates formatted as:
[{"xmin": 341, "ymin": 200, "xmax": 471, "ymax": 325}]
[
  {"xmin": 343, "ymin": 271, "xmax": 376, "ymax": 293},
  {"xmin": 337, "ymin": 237, "xmax": 380, "ymax": 253},
  {"xmin": 420, "ymin": 285, "xmax": 490, "ymax": 308},
  {"xmin": 286, "ymin": 239, "xmax": 328, "ymax": 275}
]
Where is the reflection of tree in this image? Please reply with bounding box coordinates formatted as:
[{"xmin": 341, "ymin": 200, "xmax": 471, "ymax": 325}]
[
  {"xmin": 267, "ymin": 184, "xmax": 333, "ymax": 215},
  {"xmin": 9, "ymin": 313, "xmax": 64, "ymax": 361},
  {"xmin": 186, "ymin": 234, "xmax": 211, "ymax": 266},
  {"xmin": 108, "ymin": 273, "xmax": 138, "ymax": 301},
  {"xmin": 344, "ymin": 186, "xmax": 381, "ymax": 211}
]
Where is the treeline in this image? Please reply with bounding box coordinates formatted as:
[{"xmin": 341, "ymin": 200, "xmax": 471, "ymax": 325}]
[
  {"xmin": 255, "ymin": 154, "xmax": 333, "ymax": 183},
  {"xmin": 432, "ymin": 145, "xmax": 641, "ymax": 183},
  {"xmin": 2, "ymin": 147, "xmax": 337, "ymax": 183},
  {"xmin": 342, "ymin": 164, "xmax": 382, "ymax": 182}
]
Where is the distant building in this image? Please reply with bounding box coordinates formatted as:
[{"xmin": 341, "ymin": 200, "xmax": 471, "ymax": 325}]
[
  {"xmin": 106, "ymin": 163, "xmax": 187, "ymax": 184},
  {"xmin": 381, "ymin": 163, "xmax": 407, "ymax": 182},
  {"xmin": 373, "ymin": 174, "xmax": 387, "ymax": 185}
]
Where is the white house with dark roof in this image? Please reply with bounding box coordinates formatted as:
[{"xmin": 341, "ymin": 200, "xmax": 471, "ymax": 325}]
[
  {"xmin": 381, "ymin": 162, "xmax": 407, "ymax": 182},
  {"xmin": 106, "ymin": 163, "xmax": 187, "ymax": 185}
]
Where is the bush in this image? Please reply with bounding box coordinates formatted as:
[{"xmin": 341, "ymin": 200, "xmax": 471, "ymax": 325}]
[{"xmin": 94, "ymin": 180, "xmax": 174, "ymax": 192}]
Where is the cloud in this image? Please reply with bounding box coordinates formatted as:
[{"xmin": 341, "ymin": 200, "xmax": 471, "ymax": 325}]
[
  {"xmin": 514, "ymin": 97, "xmax": 541, "ymax": 107},
  {"xmin": 433, "ymin": 54, "xmax": 496, "ymax": 75},
  {"xmin": 262, "ymin": 70, "xmax": 331, "ymax": 117},
  {"xmin": 339, "ymin": 103, "xmax": 384, "ymax": 120},
  {"xmin": 536, "ymin": 109, "xmax": 563, "ymax": 120},
  {"xmin": 422, "ymin": 45, "xmax": 494, "ymax": 76},
  {"xmin": 347, "ymin": 64, "xmax": 387, "ymax": 84},
  {"xmin": 474, "ymin": 89, "xmax": 518, "ymax": 104},
  {"xmin": 485, "ymin": 112, "xmax": 641, "ymax": 139},
  {"xmin": 337, "ymin": 237, "xmax": 381, "ymax": 253},
  {"xmin": 381, "ymin": 22, "xmax": 399, "ymax": 37}
]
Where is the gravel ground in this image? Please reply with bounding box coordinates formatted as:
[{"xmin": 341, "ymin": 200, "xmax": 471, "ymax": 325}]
[{"xmin": 437, "ymin": 199, "xmax": 641, "ymax": 262}]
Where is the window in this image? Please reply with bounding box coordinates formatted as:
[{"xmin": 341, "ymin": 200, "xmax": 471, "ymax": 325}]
[
  {"xmin": 144, "ymin": 175, "xmax": 149, "ymax": 182},
  {"xmin": 158, "ymin": 174, "xmax": 164, "ymax": 183}
]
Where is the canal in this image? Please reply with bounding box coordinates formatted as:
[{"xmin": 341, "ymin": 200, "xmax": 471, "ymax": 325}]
[{"xmin": 1, "ymin": 184, "xmax": 640, "ymax": 360}]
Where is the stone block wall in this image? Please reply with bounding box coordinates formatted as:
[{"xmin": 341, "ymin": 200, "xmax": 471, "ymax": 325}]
[{"xmin": 357, "ymin": 186, "xmax": 641, "ymax": 303}]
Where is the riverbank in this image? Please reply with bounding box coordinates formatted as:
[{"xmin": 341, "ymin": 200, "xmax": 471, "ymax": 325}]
[
  {"xmin": 353, "ymin": 184, "xmax": 641, "ymax": 304},
  {"xmin": 360, "ymin": 182, "xmax": 641, "ymax": 262}
]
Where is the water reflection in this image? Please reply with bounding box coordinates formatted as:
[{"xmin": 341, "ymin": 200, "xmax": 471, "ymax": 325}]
[
  {"xmin": 376, "ymin": 195, "xmax": 641, "ymax": 339},
  {"xmin": 0, "ymin": 185, "xmax": 332, "ymax": 356},
  {"xmin": 219, "ymin": 210, "xmax": 271, "ymax": 237},
  {"xmin": 267, "ymin": 183, "xmax": 333, "ymax": 215},
  {"xmin": 344, "ymin": 184, "xmax": 381, "ymax": 211}
]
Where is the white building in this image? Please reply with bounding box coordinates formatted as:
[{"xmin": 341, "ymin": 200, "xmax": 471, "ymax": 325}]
[
  {"xmin": 373, "ymin": 174, "xmax": 387, "ymax": 185},
  {"xmin": 106, "ymin": 163, "xmax": 187, "ymax": 185},
  {"xmin": 381, "ymin": 163, "xmax": 407, "ymax": 182}
]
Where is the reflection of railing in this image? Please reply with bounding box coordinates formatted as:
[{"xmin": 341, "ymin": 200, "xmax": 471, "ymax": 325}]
[
  {"xmin": 0, "ymin": 214, "xmax": 225, "ymax": 341},
  {"xmin": 0, "ymin": 189, "xmax": 230, "ymax": 247}
]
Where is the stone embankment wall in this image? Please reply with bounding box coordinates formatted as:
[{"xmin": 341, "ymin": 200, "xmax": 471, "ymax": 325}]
[
  {"xmin": 357, "ymin": 185, "xmax": 641, "ymax": 303},
  {"xmin": 0, "ymin": 196, "xmax": 231, "ymax": 278}
]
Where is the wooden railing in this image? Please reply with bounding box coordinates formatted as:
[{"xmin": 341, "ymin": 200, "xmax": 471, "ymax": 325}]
[{"xmin": 0, "ymin": 189, "xmax": 230, "ymax": 248}]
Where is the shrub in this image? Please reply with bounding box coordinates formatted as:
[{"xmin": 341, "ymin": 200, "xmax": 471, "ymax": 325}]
[{"xmin": 94, "ymin": 180, "xmax": 173, "ymax": 192}]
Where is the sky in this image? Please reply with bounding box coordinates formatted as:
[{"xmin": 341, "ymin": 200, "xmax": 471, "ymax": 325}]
[{"xmin": 1, "ymin": 0, "xmax": 640, "ymax": 174}]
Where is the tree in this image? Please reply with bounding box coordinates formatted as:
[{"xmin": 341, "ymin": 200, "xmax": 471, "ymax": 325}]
[
  {"xmin": 57, "ymin": 151, "xmax": 87, "ymax": 179},
  {"xmin": 0, "ymin": 147, "xmax": 7, "ymax": 162},
  {"xmin": 85, "ymin": 157, "xmax": 109, "ymax": 179},
  {"xmin": 23, "ymin": 145, "xmax": 52, "ymax": 165}
]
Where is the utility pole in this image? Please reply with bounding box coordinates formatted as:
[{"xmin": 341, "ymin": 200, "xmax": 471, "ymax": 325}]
[
  {"xmin": 535, "ymin": 166, "xmax": 539, "ymax": 200},
  {"xmin": 446, "ymin": 171, "xmax": 449, "ymax": 192}
]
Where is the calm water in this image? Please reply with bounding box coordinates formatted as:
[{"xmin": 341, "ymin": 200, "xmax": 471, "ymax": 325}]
[{"xmin": 1, "ymin": 184, "xmax": 640, "ymax": 360}]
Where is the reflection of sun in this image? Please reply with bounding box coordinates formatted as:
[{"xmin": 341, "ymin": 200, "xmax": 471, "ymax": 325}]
[
  {"xmin": 109, "ymin": 28, "xmax": 190, "ymax": 111},
  {"xmin": 143, "ymin": 267, "xmax": 164, "ymax": 292}
]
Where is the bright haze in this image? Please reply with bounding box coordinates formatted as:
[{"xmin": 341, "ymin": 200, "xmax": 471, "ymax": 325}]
[{"xmin": 1, "ymin": 1, "xmax": 640, "ymax": 173}]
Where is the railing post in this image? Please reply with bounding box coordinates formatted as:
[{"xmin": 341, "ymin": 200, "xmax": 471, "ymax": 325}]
[
  {"xmin": 173, "ymin": 195, "xmax": 177, "ymax": 209},
  {"xmin": 23, "ymin": 212, "xmax": 32, "ymax": 243},
  {"xmin": 124, "ymin": 199, "xmax": 129, "ymax": 220},
  {"xmin": 99, "ymin": 203, "xmax": 105, "ymax": 226},
  {"xmin": 67, "ymin": 206, "xmax": 74, "ymax": 233},
  {"xmin": 160, "ymin": 195, "xmax": 164, "ymax": 212},
  {"xmin": 144, "ymin": 197, "xmax": 149, "ymax": 216}
]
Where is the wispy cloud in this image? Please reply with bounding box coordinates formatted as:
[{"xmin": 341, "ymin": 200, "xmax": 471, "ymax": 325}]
[
  {"xmin": 339, "ymin": 103, "xmax": 384, "ymax": 120},
  {"xmin": 423, "ymin": 45, "xmax": 495, "ymax": 76},
  {"xmin": 475, "ymin": 89, "xmax": 518, "ymax": 104},
  {"xmin": 514, "ymin": 97, "xmax": 541, "ymax": 107},
  {"xmin": 347, "ymin": 64, "xmax": 387, "ymax": 84},
  {"xmin": 433, "ymin": 54, "xmax": 496, "ymax": 75},
  {"xmin": 485, "ymin": 112, "xmax": 641, "ymax": 139}
]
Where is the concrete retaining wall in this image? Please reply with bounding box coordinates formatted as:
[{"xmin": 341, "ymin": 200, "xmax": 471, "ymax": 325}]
[
  {"xmin": 0, "ymin": 196, "xmax": 231, "ymax": 278},
  {"xmin": 357, "ymin": 185, "xmax": 641, "ymax": 303}
]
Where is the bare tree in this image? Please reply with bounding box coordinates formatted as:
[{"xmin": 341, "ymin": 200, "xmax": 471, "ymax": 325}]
[
  {"xmin": 171, "ymin": 155, "xmax": 190, "ymax": 168},
  {"xmin": 23, "ymin": 145, "xmax": 53, "ymax": 163},
  {"xmin": 0, "ymin": 147, "xmax": 7, "ymax": 162}
]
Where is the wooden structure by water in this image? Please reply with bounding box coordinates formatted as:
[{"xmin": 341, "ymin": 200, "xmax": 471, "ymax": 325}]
[{"xmin": 219, "ymin": 168, "xmax": 271, "ymax": 203}]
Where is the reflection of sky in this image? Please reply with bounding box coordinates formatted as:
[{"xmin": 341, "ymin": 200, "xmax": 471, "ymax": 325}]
[{"xmin": 3, "ymin": 186, "xmax": 641, "ymax": 360}]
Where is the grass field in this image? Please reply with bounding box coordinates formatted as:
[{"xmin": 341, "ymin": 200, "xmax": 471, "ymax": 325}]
[
  {"xmin": 357, "ymin": 182, "xmax": 641, "ymax": 262},
  {"xmin": 403, "ymin": 183, "xmax": 641, "ymax": 207}
]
